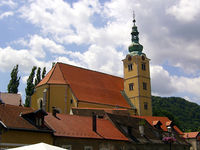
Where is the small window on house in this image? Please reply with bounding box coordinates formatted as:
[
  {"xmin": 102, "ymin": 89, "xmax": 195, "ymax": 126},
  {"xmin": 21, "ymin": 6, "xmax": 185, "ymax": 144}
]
[
  {"xmin": 70, "ymin": 99, "xmax": 73, "ymax": 104},
  {"xmin": 143, "ymin": 82, "xmax": 147, "ymax": 90},
  {"xmin": 129, "ymin": 83, "xmax": 134, "ymax": 91},
  {"xmin": 128, "ymin": 64, "xmax": 133, "ymax": 71},
  {"xmin": 142, "ymin": 63, "xmax": 146, "ymax": 71},
  {"xmin": 144, "ymin": 102, "xmax": 148, "ymax": 110},
  {"xmin": 84, "ymin": 146, "xmax": 93, "ymax": 150},
  {"xmin": 36, "ymin": 117, "xmax": 42, "ymax": 126},
  {"xmin": 62, "ymin": 145, "xmax": 72, "ymax": 150}
]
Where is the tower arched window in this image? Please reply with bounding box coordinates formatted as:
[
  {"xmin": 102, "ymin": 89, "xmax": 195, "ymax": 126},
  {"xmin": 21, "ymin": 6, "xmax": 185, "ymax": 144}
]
[
  {"xmin": 142, "ymin": 63, "xmax": 146, "ymax": 71},
  {"xmin": 128, "ymin": 64, "xmax": 133, "ymax": 71}
]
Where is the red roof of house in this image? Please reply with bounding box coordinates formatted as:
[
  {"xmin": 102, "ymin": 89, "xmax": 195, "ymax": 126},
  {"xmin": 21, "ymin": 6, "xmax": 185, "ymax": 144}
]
[
  {"xmin": 45, "ymin": 113, "xmax": 128, "ymax": 141},
  {"xmin": 134, "ymin": 116, "xmax": 183, "ymax": 135},
  {"xmin": 0, "ymin": 92, "xmax": 22, "ymax": 106},
  {"xmin": 37, "ymin": 62, "xmax": 130, "ymax": 108},
  {"xmin": 0, "ymin": 104, "xmax": 37, "ymax": 130},
  {"xmin": 183, "ymin": 132, "xmax": 200, "ymax": 139}
]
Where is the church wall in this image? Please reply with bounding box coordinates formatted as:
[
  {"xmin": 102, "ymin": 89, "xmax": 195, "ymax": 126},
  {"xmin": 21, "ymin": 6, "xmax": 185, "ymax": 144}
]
[{"xmin": 31, "ymin": 84, "xmax": 48, "ymax": 110}]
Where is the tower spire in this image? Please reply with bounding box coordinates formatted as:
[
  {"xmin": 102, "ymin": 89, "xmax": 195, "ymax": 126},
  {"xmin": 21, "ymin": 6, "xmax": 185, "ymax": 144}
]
[{"xmin": 128, "ymin": 12, "xmax": 143, "ymax": 55}]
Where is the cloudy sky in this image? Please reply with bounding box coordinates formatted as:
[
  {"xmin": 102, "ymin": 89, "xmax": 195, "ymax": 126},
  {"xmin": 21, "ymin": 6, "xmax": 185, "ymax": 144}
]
[{"xmin": 0, "ymin": 0, "xmax": 200, "ymax": 104}]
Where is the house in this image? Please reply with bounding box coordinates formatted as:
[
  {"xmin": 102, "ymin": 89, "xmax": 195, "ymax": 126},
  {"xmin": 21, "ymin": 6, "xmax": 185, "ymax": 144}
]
[
  {"xmin": 0, "ymin": 103, "xmax": 189, "ymax": 150},
  {"xmin": 0, "ymin": 104, "xmax": 53, "ymax": 149},
  {"xmin": 184, "ymin": 132, "xmax": 200, "ymax": 150},
  {"xmin": 134, "ymin": 116, "xmax": 183, "ymax": 135},
  {"xmin": 0, "ymin": 92, "xmax": 22, "ymax": 106},
  {"xmin": 44, "ymin": 109, "xmax": 189, "ymax": 150},
  {"xmin": 31, "ymin": 17, "xmax": 152, "ymax": 116}
]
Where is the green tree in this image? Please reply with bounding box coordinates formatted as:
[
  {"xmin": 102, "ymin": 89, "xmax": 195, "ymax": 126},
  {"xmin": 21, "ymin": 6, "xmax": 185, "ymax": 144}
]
[
  {"xmin": 42, "ymin": 67, "xmax": 46, "ymax": 79},
  {"xmin": 7, "ymin": 65, "xmax": 20, "ymax": 93},
  {"xmin": 25, "ymin": 66, "xmax": 37, "ymax": 107},
  {"xmin": 34, "ymin": 67, "xmax": 41, "ymax": 86}
]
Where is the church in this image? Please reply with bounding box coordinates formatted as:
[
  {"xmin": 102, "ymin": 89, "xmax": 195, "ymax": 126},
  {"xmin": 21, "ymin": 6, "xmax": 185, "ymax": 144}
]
[{"xmin": 31, "ymin": 17, "xmax": 152, "ymax": 116}]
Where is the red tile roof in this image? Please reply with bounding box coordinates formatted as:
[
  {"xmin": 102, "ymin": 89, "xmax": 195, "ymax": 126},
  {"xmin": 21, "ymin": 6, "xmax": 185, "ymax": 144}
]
[
  {"xmin": 37, "ymin": 62, "xmax": 130, "ymax": 108},
  {"xmin": 0, "ymin": 92, "xmax": 22, "ymax": 106},
  {"xmin": 0, "ymin": 104, "xmax": 37, "ymax": 130},
  {"xmin": 45, "ymin": 113, "xmax": 128, "ymax": 141},
  {"xmin": 183, "ymin": 132, "xmax": 200, "ymax": 139},
  {"xmin": 133, "ymin": 116, "xmax": 183, "ymax": 135}
]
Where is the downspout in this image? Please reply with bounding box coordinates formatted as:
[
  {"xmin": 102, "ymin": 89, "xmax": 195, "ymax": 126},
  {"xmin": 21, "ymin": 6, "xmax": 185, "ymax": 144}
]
[{"xmin": 136, "ymin": 56, "xmax": 141, "ymax": 115}]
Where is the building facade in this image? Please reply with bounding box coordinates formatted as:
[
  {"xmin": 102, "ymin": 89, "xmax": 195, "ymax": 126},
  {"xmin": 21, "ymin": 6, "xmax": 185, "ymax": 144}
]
[{"xmin": 31, "ymin": 17, "xmax": 153, "ymax": 116}]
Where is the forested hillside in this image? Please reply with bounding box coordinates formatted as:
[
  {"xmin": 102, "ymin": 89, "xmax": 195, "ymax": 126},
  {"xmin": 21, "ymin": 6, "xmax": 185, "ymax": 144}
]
[{"xmin": 152, "ymin": 96, "xmax": 200, "ymax": 132}]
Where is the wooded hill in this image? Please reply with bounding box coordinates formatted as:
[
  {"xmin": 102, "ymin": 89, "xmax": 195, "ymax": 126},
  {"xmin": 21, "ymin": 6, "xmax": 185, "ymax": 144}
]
[{"xmin": 152, "ymin": 96, "xmax": 200, "ymax": 132}]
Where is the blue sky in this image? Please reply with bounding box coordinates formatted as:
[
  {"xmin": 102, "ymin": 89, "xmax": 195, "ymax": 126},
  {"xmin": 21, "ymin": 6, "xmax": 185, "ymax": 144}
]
[{"xmin": 1, "ymin": 0, "xmax": 200, "ymax": 104}]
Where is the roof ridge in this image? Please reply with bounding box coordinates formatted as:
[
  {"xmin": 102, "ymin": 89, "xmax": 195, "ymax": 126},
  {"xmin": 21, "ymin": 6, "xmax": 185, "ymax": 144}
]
[
  {"xmin": 46, "ymin": 64, "xmax": 57, "ymax": 84},
  {"xmin": 57, "ymin": 62, "xmax": 123, "ymax": 80},
  {"xmin": 57, "ymin": 63, "xmax": 69, "ymax": 84}
]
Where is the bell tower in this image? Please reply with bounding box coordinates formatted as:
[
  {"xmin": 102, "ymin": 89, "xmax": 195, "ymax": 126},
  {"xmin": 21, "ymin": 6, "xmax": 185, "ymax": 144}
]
[{"xmin": 123, "ymin": 14, "xmax": 152, "ymax": 116}]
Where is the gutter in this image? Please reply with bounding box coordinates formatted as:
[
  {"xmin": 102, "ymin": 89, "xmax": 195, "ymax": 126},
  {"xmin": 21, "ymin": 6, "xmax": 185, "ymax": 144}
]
[{"xmin": 4, "ymin": 126, "xmax": 53, "ymax": 133}]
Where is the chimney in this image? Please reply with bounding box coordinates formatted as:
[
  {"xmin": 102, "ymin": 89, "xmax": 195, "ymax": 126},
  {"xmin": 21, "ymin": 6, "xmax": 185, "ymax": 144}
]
[
  {"xmin": 92, "ymin": 112, "xmax": 97, "ymax": 132},
  {"xmin": 52, "ymin": 107, "xmax": 59, "ymax": 117}
]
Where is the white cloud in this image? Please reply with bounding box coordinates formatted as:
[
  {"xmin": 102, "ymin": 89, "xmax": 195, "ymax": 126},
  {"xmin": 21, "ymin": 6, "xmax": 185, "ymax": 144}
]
[
  {"xmin": 150, "ymin": 65, "xmax": 200, "ymax": 103},
  {"xmin": 19, "ymin": 0, "xmax": 101, "ymax": 45},
  {"xmin": 21, "ymin": 75, "xmax": 28, "ymax": 84},
  {"xmin": 0, "ymin": 11, "xmax": 14, "ymax": 20},
  {"xmin": 167, "ymin": 0, "xmax": 200, "ymax": 22},
  {"xmin": 0, "ymin": 46, "xmax": 48, "ymax": 73},
  {"xmin": 56, "ymin": 44, "xmax": 124, "ymax": 76},
  {"xmin": 151, "ymin": 65, "xmax": 177, "ymax": 96},
  {"xmin": 0, "ymin": 0, "xmax": 17, "ymax": 8}
]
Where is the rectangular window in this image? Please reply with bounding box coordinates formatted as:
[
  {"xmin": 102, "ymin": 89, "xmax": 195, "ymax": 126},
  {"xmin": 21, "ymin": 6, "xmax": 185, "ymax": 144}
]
[
  {"xmin": 144, "ymin": 102, "xmax": 148, "ymax": 110},
  {"xmin": 84, "ymin": 146, "xmax": 93, "ymax": 150},
  {"xmin": 143, "ymin": 82, "xmax": 147, "ymax": 90},
  {"xmin": 128, "ymin": 64, "xmax": 133, "ymax": 71},
  {"xmin": 142, "ymin": 63, "xmax": 146, "ymax": 71},
  {"xmin": 129, "ymin": 83, "xmax": 134, "ymax": 91},
  {"xmin": 62, "ymin": 145, "xmax": 72, "ymax": 150}
]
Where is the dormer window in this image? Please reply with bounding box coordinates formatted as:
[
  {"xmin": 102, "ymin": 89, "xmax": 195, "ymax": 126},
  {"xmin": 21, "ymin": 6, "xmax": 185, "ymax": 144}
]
[
  {"xmin": 21, "ymin": 109, "xmax": 47, "ymax": 128},
  {"xmin": 128, "ymin": 64, "xmax": 133, "ymax": 71},
  {"xmin": 36, "ymin": 117, "xmax": 43, "ymax": 126}
]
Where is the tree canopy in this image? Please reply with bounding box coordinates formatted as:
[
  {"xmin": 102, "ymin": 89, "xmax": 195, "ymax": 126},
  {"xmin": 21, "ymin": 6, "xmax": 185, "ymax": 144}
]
[
  {"xmin": 25, "ymin": 66, "xmax": 37, "ymax": 107},
  {"xmin": 7, "ymin": 65, "xmax": 20, "ymax": 93},
  {"xmin": 152, "ymin": 96, "xmax": 200, "ymax": 132}
]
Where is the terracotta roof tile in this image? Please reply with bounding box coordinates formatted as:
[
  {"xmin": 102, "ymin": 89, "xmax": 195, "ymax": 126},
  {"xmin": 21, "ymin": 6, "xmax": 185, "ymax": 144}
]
[
  {"xmin": 133, "ymin": 116, "xmax": 183, "ymax": 135},
  {"xmin": 0, "ymin": 104, "xmax": 37, "ymax": 130},
  {"xmin": 37, "ymin": 62, "xmax": 130, "ymax": 108},
  {"xmin": 183, "ymin": 132, "xmax": 200, "ymax": 139},
  {"xmin": 45, "ymin": 113, "xmax": 128, "ymax": 141}
]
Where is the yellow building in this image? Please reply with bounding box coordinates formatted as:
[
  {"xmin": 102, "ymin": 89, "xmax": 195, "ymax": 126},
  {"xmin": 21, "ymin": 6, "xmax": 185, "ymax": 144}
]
[{"xmin": 31, "ymin": 17, "xmax": 152, "ymax": 116}]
